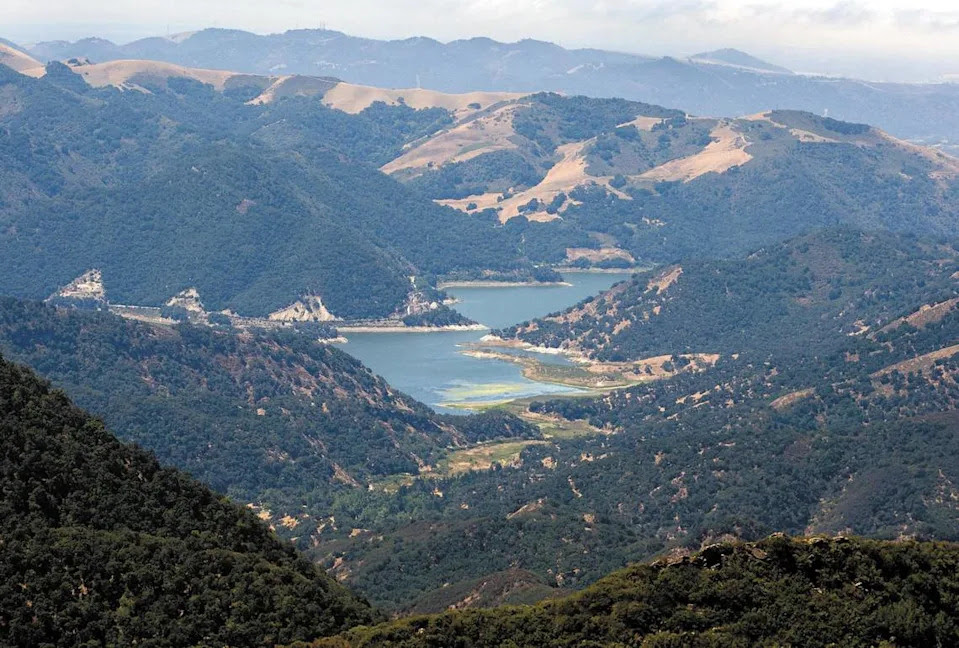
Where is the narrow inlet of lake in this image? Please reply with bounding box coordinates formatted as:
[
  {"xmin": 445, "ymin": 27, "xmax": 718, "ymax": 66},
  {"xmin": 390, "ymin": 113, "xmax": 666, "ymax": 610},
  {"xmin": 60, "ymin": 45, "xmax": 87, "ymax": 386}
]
[{"xmin": 336, "ymin": 272, "xmax": 630, "ymax": 413}]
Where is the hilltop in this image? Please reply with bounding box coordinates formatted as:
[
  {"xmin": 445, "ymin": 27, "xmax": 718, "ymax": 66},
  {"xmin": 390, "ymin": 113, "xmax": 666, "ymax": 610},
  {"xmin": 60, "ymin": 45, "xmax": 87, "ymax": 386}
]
[
  {"xmin": 312, "ymin": 536, "xmax": 959, "ymax": 647},
  {"xmin": 691, "ymin": 47, "xmax": 793, "ymax": 74},
  {"xmin": 0, "ymin": 41, "xmax": 44, "ymax": 77},
  {"xmin": 384, "ymin": 93, "xmax": 959, "ymax": 266},
  {"xmin": 0, "ymin": 353, "xmax": 377, "ymax": 646}
]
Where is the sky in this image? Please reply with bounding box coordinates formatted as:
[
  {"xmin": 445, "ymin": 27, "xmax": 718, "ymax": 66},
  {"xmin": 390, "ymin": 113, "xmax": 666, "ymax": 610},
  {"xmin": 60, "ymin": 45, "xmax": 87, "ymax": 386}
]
[{"xmin": 4, "ymin": 0, "xmax": 959, "ymax": 81}]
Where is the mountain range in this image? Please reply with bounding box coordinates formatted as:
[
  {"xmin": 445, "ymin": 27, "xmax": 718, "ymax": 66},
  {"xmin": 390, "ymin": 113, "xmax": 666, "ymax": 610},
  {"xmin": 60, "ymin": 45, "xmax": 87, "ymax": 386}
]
[
  {"xmin": 20, "ymin": 28, "xmax": 959, "ymax": 152},
  {"xmin": 4, "ymin": 23, "xmax": 959, "ymax": 647},
  {"xmin": 3, "ymin": 54, "xmax": 959, "ymax": 322}
]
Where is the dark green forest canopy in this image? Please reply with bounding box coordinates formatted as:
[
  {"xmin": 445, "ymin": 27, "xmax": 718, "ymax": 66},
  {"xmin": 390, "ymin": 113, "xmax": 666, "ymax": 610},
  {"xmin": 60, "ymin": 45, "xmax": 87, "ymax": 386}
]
[
  {"xmin": 0, "ymin": 353, "xmax": 378, "ymax": 647},
  {"xmin": 308, "ymin": 536, "xmax": 959, "ymax": 648}
]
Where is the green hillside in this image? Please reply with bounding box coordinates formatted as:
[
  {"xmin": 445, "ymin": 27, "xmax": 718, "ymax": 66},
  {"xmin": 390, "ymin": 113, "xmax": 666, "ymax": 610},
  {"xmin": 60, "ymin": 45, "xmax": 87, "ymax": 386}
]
[
  {"xmin": 311, "ymin": 536, "xmax": 959, "ymax": 648},
  {"xmin": 0, "ymin": 353, "xmax": 377, "ymax": 647},
  {"xmin": 387, "ymin": 93, "xmax": 959, "ymax": 266},
  {"xmin": 0, "ymin": 297, "xmax": 535, "ymax": 531},
  {"xmin": 0, "ymin": 62, "xmax": 554, "ymax": 320},
  {"xmin": 504, "ymin": 228, "xmax": 959, "ymax": 361}
]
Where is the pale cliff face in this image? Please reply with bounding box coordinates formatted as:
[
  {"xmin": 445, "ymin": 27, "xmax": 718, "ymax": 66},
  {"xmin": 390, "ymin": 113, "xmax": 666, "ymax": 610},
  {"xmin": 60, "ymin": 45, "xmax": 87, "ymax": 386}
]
[
  {"xmin": 51, "ymin": 269, "xmax": 106, "ymax": 301},
  {"xmin": 268, "ymin": 295, "xmax": 338, "ymax": 322}
]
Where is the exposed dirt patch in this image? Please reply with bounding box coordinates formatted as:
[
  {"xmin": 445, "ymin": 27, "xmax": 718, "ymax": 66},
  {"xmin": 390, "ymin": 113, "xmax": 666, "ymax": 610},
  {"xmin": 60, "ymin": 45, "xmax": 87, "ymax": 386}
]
[
  {"xmin": 618, "ymin": 115, "xmax": 666, "ymax": 131},
  {"xmin": 507, "ymin": 498, "xmax": 546, "ymax": 520},
  {"xmin": 322, "ymin": 83, "xmax": 525, "ymax": 119},
  {"xmin": 492, "ymin": 140, "xmax": 631, "ymax": 222},
  {"xmin": 872, "ymin": 344, "xmax": 959, "ymax": 378},
  {"xmin": 647, "ymin": 265, "xmax": 683, "ymax": 294},
  {"xmin": 49, "ymin": 269, "xmax": 106, "ymax": 301},
  {"xmin": 637, "ymin": 122, "xmax": 752, "ymax": 182},
  {"xmin": 770, "ymin": 388, "xmax": 814, "ymax": 411},
  {"xmin": 878, "ymin": 298, "xmax": 959, "ymax": 334},
  {"xmin": 743, "ymin": 112, "xmax": 838, "ymax": 143},
  {"xmin": 246, "ymin": 75, "xmax": 338, "ymax": 105},
  {"xmin": 382, "ymin": 103, "xmax": 524, "ymax": 175},
  {"xmin": 435, "ymin": 192, "xmax": 504, "ymax": 214},
  {"xmin": 565, "ymin": 247, "xmax": 635, "ymax": 264},
  {"xmin": 268, "ymin": 295, "xmax": 339, "ymax": 322},
  {"xmin": 0, "ymin": 44, "xmax": 45, "ymax": 78},
  {"xmin": 166, "ymin": 287, "xmax": 205, "ymax": 313}
]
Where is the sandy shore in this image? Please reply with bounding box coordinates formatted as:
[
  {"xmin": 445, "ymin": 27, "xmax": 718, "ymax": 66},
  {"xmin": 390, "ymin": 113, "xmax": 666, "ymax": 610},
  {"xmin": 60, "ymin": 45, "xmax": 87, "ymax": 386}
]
[
  {"xmin": 552, "ymin": 267, "xmax": 645, "ymax": 274},
  {"xmin": 437, "ymin": 280, "xmax": 572, "ymax": 289},
  {"xmin": 337, "ymin": 323, "xmax": 488, "ymax": 334}
]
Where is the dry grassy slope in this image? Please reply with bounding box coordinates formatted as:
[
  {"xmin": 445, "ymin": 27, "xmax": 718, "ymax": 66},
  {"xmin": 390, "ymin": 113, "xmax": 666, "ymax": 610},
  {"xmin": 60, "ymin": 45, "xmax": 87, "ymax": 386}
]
[
  {"xmin": 382, "ymin": 102, "xmax": 525, "ymax": 175},
  {"xmin": 0, "ymin": 43, "xmax": 45, "ymax": 78},
  {"xmin": 322, "ymin": 83, "xmax": 524, "ymax": 118},
  {"xmin": 389, "ymin": 103, "xmax": 959, "ymax": 224},
  {"xmin": 10, "ymin": 56, "xmax": 518, "ymax": 116}
]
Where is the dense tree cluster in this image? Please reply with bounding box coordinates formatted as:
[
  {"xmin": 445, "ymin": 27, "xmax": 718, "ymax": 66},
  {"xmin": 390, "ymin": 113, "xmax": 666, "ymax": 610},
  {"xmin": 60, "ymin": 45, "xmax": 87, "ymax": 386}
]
[
  {"xmin": 311, "ymin": 536, "xmax": 959, "ymax": 648},
  {"xmin": 0, "ymin": 354, "xmax": 378, "ymax": 647}
]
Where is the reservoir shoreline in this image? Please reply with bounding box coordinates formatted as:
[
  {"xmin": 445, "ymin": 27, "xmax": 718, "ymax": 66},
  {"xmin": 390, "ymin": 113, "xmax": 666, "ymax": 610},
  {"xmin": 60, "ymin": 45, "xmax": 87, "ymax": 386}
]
[{"xmin": 335, "ymin": 273, "xmax": 627, "ymax": 413}]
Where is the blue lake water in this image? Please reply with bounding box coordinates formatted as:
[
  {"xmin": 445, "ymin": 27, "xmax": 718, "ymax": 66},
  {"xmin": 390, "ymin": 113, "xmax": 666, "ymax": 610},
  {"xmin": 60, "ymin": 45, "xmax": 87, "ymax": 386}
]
[{"xmin": 336, "ymin": 272, "xmax": 629, "ymax": 413}]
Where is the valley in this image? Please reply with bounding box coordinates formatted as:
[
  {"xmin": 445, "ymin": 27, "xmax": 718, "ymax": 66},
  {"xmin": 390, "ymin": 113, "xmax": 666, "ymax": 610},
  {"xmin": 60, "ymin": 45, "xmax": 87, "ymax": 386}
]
[{"xmin": 3, "ymin": 17, "xmax": 959, "ymax": 647}]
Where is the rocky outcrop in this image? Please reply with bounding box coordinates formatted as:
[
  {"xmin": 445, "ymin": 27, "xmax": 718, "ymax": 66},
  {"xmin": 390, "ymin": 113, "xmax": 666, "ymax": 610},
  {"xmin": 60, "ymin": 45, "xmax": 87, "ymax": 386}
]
[
  {"xmin": 166, "ymin": 287, "xmax": 205, "ymax": 313},
  {"xmin": 268, "ymin": 295, "xmax": 339, "ymax": 322},
  {"xmin": 47, "ymin": 269, "xmax": 106, "ymax": 304}
]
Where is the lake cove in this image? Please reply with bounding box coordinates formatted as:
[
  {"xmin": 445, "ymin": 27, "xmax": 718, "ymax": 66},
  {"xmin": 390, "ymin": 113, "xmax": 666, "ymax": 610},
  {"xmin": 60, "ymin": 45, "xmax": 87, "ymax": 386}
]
[{"xmin": 335, "ymin": 272, "xmax": 630, "ymax": 413}]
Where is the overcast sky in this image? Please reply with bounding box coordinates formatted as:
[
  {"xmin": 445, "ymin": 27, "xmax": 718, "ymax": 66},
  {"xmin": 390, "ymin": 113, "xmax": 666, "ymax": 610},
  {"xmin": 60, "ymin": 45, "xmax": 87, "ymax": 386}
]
[{"xmin": 4, "ymin": 0, "xmax": 959, "ymax": 81}]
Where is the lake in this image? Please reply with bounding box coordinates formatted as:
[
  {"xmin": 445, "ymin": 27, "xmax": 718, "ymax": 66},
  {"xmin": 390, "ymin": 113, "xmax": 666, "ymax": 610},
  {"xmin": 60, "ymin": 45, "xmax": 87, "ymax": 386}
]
[{"xmin": 336, "ymin": 272, "xmax": 629, "ymax": 413}]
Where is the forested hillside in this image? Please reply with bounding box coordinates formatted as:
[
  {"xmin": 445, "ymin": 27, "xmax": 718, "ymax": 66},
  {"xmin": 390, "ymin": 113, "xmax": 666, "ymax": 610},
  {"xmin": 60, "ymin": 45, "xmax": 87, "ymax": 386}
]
[
  {"xmin": 386, "ymin": 94, "xmax": 959, "ymax": 266},
  {"xmin": 504, "ymin": 228, "xmax": 959, "ymax": 360},
  {"xmin": 0, "ymin": 354, "xmax": 377, "ymax": 647},
  {"xmin": 0, "ymin": 298, "xmax": 535, "ymax": 532},
  {"xmin": 311, "ymin": 536, "xmax": 959, "ymax": 648},
  {"xmin": 4, "ymin": 57, "xmax": 959, "ymax": 316},
  {"xmin": 296, "ymin": 230, "xmax": 959, "ymax": 609},
  {"xmin": 0, "ymin": 61, "xmax": 557, "ymax": 319}
]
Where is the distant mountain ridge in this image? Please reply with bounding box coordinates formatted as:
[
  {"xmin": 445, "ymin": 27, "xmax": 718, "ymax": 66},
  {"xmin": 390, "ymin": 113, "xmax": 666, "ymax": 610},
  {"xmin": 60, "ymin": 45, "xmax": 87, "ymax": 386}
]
[
  {"xmin": 20, "ymin": 27, "xmax": 959, "ymax": 150},
  {"xmin": 690, "ymin": 47, "xmax": 793, "ymax": 75}
]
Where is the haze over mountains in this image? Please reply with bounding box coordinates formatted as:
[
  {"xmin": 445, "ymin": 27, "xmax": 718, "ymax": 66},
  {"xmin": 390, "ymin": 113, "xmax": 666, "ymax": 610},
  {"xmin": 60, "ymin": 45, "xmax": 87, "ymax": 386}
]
[
  {"xmin": 19, "ymin": 28, "xmax": 959, "ymax": 152},
  {"xmin": 4, "ymin": 15, "xmax": 959, "ymax": 647}
]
